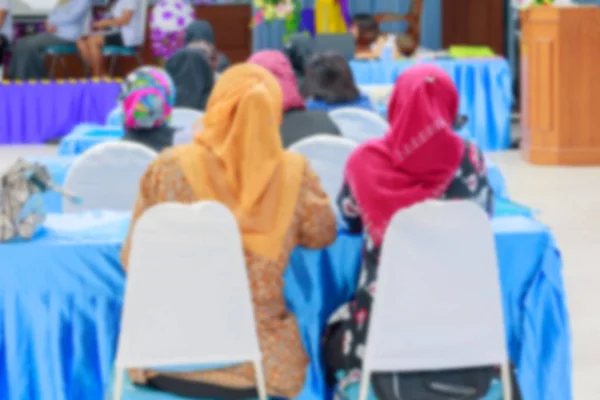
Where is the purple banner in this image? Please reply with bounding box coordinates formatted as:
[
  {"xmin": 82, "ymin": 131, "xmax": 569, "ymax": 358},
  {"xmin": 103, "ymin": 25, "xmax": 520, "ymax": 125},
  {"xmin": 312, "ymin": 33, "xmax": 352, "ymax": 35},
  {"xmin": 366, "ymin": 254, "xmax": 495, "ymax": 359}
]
[{"xmin": 0, "ymin": 81, "xmax": 120, "ymax": 144}]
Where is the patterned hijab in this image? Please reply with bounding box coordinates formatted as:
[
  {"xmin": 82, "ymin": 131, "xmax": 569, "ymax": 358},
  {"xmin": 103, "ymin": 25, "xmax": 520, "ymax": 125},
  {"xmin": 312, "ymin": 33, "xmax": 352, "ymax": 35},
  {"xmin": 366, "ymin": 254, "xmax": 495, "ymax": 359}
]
[
  {"xmin": 248, "ymin": 50, "xmax": 305, "ymax": 112},
  {"xmin": 120, "ymin": 66, "xmax": 176, "ymax": 129},
  {"xmin": 176, "ymin": 63, "xmax": 306, "ymax": 260},
  {"xmin": 345, "ymin": 64, "xmax": 465, "ymax": 246}
]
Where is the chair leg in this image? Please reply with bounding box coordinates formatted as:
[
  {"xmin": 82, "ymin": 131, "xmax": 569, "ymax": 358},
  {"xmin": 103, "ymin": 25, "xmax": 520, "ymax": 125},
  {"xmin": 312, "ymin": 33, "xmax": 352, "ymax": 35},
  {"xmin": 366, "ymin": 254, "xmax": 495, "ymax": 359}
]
[
  {"xmin": 49, "ymin": 55, "xmax": 58, "ymax": 78},
  {"xmin": 108, "ymin": 55, "xmax": 117, "ymax": 76},
  {"xmin": 135, "ymin": 53, "xmax": 143, "ymax": 67},
  {"xmin": 59, "ymin": 56, "xmax": 68, "ymax": 76}
]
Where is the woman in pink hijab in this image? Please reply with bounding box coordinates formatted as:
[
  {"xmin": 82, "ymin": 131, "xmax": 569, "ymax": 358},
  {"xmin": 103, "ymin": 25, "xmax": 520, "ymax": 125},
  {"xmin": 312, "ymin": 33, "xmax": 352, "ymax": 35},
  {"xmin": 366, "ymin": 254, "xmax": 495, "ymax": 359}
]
[
  {"xmin": 249, "ymin": 50, "xmax": 341, "ymax": 147},
  {"xmin": 322, "ymin": 64, "xmax": 498, "ymax": 398}
]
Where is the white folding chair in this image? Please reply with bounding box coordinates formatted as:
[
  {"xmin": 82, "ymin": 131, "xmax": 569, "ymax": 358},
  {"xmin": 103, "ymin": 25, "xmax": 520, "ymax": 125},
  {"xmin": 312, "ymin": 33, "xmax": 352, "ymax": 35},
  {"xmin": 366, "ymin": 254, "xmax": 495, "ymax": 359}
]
[
  {"xmin": 112, "ymin": 201, "xmax": 266, "ymax": 400},
  {"xmin": 171, "ymin": 108, "xmax": 204, "ymax": 145},
  {"xmin": 62, "ymin": 142, "xmax": 157, "ymax": 213},
  {"xmin": 288, "ymin": 135, "xmax": 357, "ymax": 211},
  {"xmin": 358, "ymin": 84, "xmax": 394, "ymax": 113},
  {"xmin": 329, "ymin": 107, "xmax": 389, "ymax": 144},
  {"xmin": 359, "ymin": 200, "xmax": 512, "ymax": 400}
]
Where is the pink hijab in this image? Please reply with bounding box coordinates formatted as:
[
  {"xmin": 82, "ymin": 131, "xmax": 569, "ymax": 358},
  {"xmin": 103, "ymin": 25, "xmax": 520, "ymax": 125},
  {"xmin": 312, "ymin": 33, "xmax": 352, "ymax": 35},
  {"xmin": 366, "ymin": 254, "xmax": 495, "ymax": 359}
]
[
  {"xmin": 248, "ymin": 50, "xmax": 306, "ymax": 112},
  {"xmin": 345, "ymin": 64, "xmax": 465, "ymax": 246}
]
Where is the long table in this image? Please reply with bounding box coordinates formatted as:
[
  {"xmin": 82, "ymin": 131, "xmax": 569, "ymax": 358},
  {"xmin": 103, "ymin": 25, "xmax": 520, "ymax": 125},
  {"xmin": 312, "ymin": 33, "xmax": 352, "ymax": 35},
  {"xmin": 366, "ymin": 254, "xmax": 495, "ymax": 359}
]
[
  {"xmin": 350, "ymin": 58, "xmax": 513, "ymax": 151},
  {"xmin": 0, "ymin": 208, "xmax": 571, "ymax": 400}
]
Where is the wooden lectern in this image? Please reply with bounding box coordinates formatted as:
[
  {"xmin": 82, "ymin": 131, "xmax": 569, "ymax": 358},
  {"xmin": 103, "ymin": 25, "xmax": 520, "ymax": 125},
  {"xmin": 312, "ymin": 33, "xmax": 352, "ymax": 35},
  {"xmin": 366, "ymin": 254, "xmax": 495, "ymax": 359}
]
[{"xmin": 520, "ymin": 6, "xmax": 600, "ymax": 165}]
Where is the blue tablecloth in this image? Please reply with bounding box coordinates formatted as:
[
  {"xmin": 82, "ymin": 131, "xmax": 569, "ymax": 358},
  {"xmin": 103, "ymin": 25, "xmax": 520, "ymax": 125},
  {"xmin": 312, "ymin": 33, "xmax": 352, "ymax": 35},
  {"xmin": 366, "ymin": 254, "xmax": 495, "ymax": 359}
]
[
  {"xmin": 0, "ymin": 81, "xmax": 121, "ymax": 144},
  {"xmin": 57, "ymin": 124, "xmax": 123, "ymax": 156},
  {"xmin": 350, "ymin": 59, "xmax": 512, "ymax": 151},
  {"xmin": 29, "ymin": 156, "xmax": 510, "ymax": 214},
  {"xmin": 0, "ymin": 205, "xmax": 570, "ymax": 400}
]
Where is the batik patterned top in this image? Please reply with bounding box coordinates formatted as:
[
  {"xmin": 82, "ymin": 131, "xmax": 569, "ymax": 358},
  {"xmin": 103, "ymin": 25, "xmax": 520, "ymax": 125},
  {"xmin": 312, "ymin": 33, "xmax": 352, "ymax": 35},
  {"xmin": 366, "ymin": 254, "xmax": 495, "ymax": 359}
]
[
  {"xmin": 327, "ymin": 139, "xmax": 494, "ymax": 390},
  {"xmin": 121, "ymin": 148, "xmax": 337, "ymax": 398}
]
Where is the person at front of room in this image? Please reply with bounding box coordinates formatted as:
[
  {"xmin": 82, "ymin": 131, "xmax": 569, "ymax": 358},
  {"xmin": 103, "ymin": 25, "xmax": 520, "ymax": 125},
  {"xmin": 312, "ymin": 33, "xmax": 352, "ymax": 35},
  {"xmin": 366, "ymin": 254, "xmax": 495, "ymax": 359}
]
[
  {"xmin": 184, "ymin": 19, "xmax": 231, "ymax": 73},
  {"xmin": 248, "ymin": 50, "xmax": 341, "ymax": 148},
  {"xmin": 322, "ymin": 64, "xmax": 498, "ymax": 399},
  {"xmin": 165, "ymin": 47, "xmax": 215, "ymax": 111},
  {"xmin": 0, "ymin": 0, "xmax": 13, "ymax": 69},
  {"xmin": 350, "ymin": 13, "xmax": 379, "ymax": 60},
  {"xmin": 119, "ymin": 66, "xmax": 176, "ymax": 152},
  {"xmin": 8, "ymin": 0, "xmax": 91, "ymax": 80},
  {"xmin": 76, "ymin": 0, "xmax": 141, "ymax": 77},
  {"xmin": 121, "ymin": 63, "xmax": 337, "ymax": 399},
  {"xmin": 303, "ymin": 51, "xmax": 376, "ymax": 113}
]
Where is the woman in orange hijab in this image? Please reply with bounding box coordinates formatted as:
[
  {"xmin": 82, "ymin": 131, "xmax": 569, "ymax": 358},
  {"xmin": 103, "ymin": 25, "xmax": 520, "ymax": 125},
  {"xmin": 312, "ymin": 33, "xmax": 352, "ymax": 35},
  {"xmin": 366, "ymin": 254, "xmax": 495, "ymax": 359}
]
[{"xmin": 121, "ymin": 63, "xmax": 337, "ymax": 399}]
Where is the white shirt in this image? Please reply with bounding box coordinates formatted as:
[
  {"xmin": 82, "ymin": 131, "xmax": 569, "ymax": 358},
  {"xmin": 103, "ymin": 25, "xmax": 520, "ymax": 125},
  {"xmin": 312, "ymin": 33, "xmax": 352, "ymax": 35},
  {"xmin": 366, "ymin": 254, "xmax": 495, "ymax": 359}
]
[
  {"xmin": 0, "ymin": 0, "xmax": 13, "ymax": 42},
  {"xmin": 112, "ymin": 0, "xmax": 144, "ymax": 47}
]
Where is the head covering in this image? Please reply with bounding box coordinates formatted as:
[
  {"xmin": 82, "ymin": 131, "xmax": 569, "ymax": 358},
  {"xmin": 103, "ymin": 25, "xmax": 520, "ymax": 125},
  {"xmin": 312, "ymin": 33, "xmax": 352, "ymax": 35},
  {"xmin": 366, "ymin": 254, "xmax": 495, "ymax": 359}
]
[
  {"xmin": 284, "ymin": 34, "xmax": 314, "ymax": 85},
  {"xmin": 120, "ymin": 66, "xmax": 176, "ymax": 107},
  {"xmin": 165, "ymin": 48, "xmax": 215, "ymax": 111},
  {"xmin": 345, "ymin": 64, "xmax": 465, "ymax": 246},
  {"xmin": 120, "ymin": 66, "xmax": 175, "ymax": 129},
  {"xmin": 184, "ymin": 20, "xmax": 215, "ymax": 44},
  {"xmin": 176, "ymin": 63, "xmax": 306, "ymax": 260},
  {"xmin": 248, "ymin": 50, "xmax": 305, "ymax": 112}
]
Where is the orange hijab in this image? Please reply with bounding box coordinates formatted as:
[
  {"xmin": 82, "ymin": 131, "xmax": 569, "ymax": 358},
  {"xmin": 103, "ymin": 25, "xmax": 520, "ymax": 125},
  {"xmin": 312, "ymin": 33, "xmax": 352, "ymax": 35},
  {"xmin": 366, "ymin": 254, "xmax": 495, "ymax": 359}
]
[{"xmin": 177, "ymin": 63, "xmax": 306, "ymax": 260}]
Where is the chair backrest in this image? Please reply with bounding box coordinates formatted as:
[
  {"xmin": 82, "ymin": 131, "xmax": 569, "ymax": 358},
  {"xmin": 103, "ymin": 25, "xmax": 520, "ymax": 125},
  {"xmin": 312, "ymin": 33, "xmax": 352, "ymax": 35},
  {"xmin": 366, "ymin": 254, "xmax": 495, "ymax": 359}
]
[
  {"xmin": 364, "ymin": 200, "xmax": 507, "ymax": 374},
  {"xmin": 288, "ymin": 135, "xmax": 357, "ymax": 211},
  {"xmin": 329, "ymin": 107, "xmax": 389, "ymax": 144},
  {"xmin": 62, "ymin": 142, "xmax": 157, "ymax": 213},
  {"xmin": 106, "ymin": 107, "xmax": 123, "ymax": 126},
  {"xmin": 114, "ymin": 201, "xmax": 265, "ymax": 397},
  {"xmin": 171, "ymin": 107, "xmax": 203, "ymax": 131},
  {"xmin": 375, "ymin": 0, "xmax": 424, "ymax": 46},
  {"xmin": 358, "ymin": 85, "xmax": 394, "ymax": 114}
]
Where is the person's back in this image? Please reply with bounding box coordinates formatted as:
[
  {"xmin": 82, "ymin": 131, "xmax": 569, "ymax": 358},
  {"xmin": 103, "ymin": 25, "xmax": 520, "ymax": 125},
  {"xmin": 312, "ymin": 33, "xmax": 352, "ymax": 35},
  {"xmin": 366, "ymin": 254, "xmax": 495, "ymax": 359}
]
[
  {"xmin": 281, "ymin": 109, "xmax": 341, "ymax": 147},
  {"xmin": 165, "ymin": 47, "xmax": 215, "ymax": 111},
  {"xmin": 121, "ymin": 64, "xmax": 337, "ymax": 399}
]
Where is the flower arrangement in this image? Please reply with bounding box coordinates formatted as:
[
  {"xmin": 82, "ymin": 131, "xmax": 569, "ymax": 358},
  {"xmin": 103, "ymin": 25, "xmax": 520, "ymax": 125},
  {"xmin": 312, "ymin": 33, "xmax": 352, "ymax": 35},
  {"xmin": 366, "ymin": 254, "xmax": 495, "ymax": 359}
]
[
  {"xmin": 149, "ymin": 0, "xmax": 196, "ymax": 61},
  {"xmin": 516, "ymin": 0, "xmax": 553, "ymax": 8},
  {"xmin": 252, "ymin": 0, "xmax": 302, "ymax": 41}
]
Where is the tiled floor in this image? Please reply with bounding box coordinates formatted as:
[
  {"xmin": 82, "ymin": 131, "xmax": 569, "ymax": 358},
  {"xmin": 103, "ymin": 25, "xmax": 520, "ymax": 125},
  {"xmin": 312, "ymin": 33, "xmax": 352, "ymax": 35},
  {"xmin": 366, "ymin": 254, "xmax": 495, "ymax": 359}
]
[{"xmin": 1, "ymin": 145, "xmax": 598, "ymax": 398}]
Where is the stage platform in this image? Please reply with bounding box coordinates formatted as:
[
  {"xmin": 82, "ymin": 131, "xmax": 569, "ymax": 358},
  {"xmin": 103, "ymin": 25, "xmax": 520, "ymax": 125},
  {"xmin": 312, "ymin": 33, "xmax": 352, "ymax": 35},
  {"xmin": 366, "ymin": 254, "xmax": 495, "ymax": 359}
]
[{"xmin": 0, "ymin": 79, "xmax": 120, "ymax": 144}]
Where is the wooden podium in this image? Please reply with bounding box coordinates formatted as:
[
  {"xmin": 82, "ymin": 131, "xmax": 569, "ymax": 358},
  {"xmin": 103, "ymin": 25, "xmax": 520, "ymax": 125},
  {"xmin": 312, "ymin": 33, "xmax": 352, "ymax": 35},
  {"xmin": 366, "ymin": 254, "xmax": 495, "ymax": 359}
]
[{"xmin": 520, "ymin": 6, "xmax": 600, "ymax": 165}]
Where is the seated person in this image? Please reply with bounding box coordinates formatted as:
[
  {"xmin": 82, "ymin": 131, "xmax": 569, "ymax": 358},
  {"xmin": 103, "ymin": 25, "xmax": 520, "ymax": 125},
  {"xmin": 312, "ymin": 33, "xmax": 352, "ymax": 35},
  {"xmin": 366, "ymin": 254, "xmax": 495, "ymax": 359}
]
[
  {"xmin": 120, "ymin": 66, "xmax": 176, "ymax": 152},
  {"xmin": 165, "ymin": 47, "xmax": 215, "ymax": 111},
  {"xmin": 76, "ymin": 0, "xmax": 142, "ymax": 77},
  {"xmin": 284, "ymin": 33, "xmax": 314, "ymax": 89},
  {"xmin": 184, "ymin": 19, "xmax": 231, "ymax": 73},
  {"xmin": 248, "ymin": 50, "xmax": 341, "ymax": 148},
  {"xmin": 121, "ymin": 63, "xmax": 337, "ymax": 399},
  {"xmin": 186, "ymin": 39, "xmax": 220, "ymax": 77},
  {"xmin": 8, "ymin": 0, "xmax": 91, "ymax": 80},
  {"xmin": 322, "ymin": 64, "xmax": 497, "ymax": 398},
  {"xmin": 0, "ymin": 0, "xmax": 12, "ymax": 66},
  {"xmin": 350, "ymin": 13, "xmax": 379, "ymax": 60},
  {"xmin": 303, "ymin": 52, "xmax": 376, "ymax": 112}
]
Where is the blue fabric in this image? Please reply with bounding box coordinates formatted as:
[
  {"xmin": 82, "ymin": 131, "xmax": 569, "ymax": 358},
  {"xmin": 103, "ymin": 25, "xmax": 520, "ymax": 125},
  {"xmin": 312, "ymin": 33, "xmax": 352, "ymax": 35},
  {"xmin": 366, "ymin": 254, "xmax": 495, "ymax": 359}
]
[
  {"xmin": 26, "ymin": 154, "xmax": 511, "ymax": 215},
  {"xmin": 24, "ymin": 155, "xmax": 77, "ymax": 213},
  {"xmin": 0, "ymin": 207, "xmax": 571, "ymax": 400},
  {"xmin": 350, "ymin": 58, "xmax": 513, "ymax": 151},
  {"xmin": 45, "ymin": 44, "xmax": 78, "ymax": 55},
  {"xmin": 58, "ymin": 124, "xmax": 124, "ymax": 155},
  {"xmin": 305, "ymin": 94, "xmax": 376, "ymax": 113},
  {"xmin": 0, "ymin": 81, "xmax": 121, "ymax": 144}
]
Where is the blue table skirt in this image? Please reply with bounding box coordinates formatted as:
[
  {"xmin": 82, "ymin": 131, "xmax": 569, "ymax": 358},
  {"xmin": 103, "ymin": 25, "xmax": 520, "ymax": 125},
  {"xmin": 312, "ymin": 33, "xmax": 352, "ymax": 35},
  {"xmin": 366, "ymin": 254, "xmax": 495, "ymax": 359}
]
[
  {"xmin": 0, "ymin": 210, "xmax": 570, "ymax": 400},
  {"xmin": 57, "ymin": 124, "xmax": 123, "ymax": 156},
  {"xmin": 350, "ymin": 59, "xmax": 513, "ymax": 151}
]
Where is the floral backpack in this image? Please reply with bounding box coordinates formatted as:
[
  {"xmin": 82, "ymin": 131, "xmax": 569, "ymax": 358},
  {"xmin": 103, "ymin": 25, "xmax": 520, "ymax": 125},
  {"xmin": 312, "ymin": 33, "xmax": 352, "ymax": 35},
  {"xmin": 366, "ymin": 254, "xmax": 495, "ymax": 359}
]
[{"xmin": 0, "ymin": 159, "xmax": 79, "ymax": 242}]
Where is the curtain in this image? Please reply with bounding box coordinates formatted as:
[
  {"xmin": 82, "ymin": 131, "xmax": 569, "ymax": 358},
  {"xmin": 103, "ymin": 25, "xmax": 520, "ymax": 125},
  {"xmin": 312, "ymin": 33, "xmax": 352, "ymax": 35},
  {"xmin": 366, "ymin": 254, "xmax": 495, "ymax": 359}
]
[{"xmin": 252, "ymin": 0, "xmax": 441, "ymax": 50}]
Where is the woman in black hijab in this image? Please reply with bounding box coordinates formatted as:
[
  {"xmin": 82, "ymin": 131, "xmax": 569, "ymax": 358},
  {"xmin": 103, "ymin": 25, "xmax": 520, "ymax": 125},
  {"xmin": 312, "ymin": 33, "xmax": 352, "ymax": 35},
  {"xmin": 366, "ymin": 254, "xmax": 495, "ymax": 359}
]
[
  {"xmin": 165, "ymin": 47, "xmax": 215, "ymax": 111},
  {"xmin": 284, "ymin": 33, "xmax": 314, "ymax": 88},
  {"xmin": 184, "ymin": 19, "xmax": 231, "ymax": 72}
]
